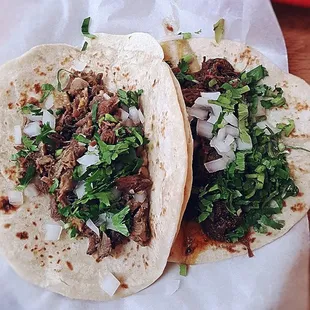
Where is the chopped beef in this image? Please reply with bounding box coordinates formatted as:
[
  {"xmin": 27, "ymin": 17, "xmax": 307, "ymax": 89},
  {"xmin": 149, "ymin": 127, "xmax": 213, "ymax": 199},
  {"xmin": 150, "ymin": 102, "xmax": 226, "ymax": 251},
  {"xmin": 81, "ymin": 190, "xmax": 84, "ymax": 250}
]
[
  {"xmin": 40, "ymin": 176, "xmax": 53, "ymax": 187},
  {"xmin": 68, "ymin": 78, "xmax": 89, "ymax": 97},
  {"xmin": 201, "ymin": 201, "xmax": 243, "ymax": 242},
  {"xmin": 33, "ymin": 175, "xmax": 49, "ymax": 194},
  {"xmin": 86, "ymin": 233, "xmax": 100, "ymax": 255},
  {"xmin": 75, "ymin": 112, "xmax": 94, "ymax": 137},
  {"xmin": 92, "ymin": 95, "xmax": 119, "ymax": 117},
  {"xmin": 50, "ymin": 196, "xmax": 62, "ymax": 221},
  {"xmin": 99, "ymin": 121, "xmax": 116, "ymax": 144},
  {"xmin": 130, "ymin": 203, "xmax": 151, "ymax": 245},
  {"xmin": 96, "ymin": 232, "xmax": 112, "ymax": 261},
  {"xmin": 60, "ymin": 140, "xmax": 86, "ymax": 170},
  {"xmin": 57, "ymin": 170, "xmax": 75, "ymax": 206},
  {"xmin": 107, "ymin": 230, "xmax": 128, "ymax": 248},
  {"xmin": 72, "ymin": 88, "xmax": 89, "ymax": 118},
  {"xmin": 35, "ymin": 155, "xmax": 54, "ymax": 173},
  {"xmin": 116, "ymin": 175, "xmax": 152, "ymax": 193},
  {"xmin": 179, "ymin": 57, "xmax": 240, "ymax": 106}
]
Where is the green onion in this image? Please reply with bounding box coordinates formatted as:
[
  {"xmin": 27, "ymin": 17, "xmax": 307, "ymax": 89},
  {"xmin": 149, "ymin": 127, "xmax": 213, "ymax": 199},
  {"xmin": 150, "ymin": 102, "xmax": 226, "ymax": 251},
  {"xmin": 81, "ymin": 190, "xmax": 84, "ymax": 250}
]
[
  {"xmin": 55, "ymin": 149, "xmax": 63, "ymax": 157},
  {"xmin": 81, "ymin": 41, "xmax": 88, "ymax": 51},
  {"xmin": 56, "ymin": 69, "xmax": 75, "ymax": 91},
  {"xmin": 208, "ymin": 78, "xmax": 217, "ymax": 87},
  {"xmin": 39, "ymin": 84, "xmax": 55, "ymax": 103},
  {"xmin": 91, "ymin": 101, "xmax": 99, "ymax": 124},
  {"xmin": 178, "ymin": 32, "xmax": 192, "ymax": 40},
  {"xmin": 213, "ymin": 18, "xmax": 225, "ymax": 43},
  {"xmin": 73, "ymin": 134, "xmax": 91, "ymax": 144},
  {"xmin": 179, "ymin": 264, "xmax": 188, "ymax": 276},
  {"xmin": 81, "ymin": 17, "xmax": 96, "ymax": 39},
  {"xmin": 194, "ymin": 29, "xmax": 202, "ymax": 34}
]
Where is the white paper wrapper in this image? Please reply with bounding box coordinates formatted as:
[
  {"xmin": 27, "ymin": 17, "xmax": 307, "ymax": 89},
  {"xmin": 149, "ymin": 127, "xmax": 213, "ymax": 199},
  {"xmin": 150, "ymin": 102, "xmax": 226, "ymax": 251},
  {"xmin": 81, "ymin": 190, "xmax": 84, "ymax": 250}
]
[{"xmin": 0, "ymin": 0, "xmax": 308, "ymax": 309}]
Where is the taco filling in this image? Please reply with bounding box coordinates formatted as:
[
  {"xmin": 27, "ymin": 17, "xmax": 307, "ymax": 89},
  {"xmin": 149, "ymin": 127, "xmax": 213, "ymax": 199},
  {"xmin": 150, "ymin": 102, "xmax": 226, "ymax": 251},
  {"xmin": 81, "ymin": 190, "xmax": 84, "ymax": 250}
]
[
  {"xmin": 171, "ymin": 56, "xmax": 299, "ymax": 245},
  {"xmin": 12, "ymin": 69, "xmax": 152, "ymax": 261}
]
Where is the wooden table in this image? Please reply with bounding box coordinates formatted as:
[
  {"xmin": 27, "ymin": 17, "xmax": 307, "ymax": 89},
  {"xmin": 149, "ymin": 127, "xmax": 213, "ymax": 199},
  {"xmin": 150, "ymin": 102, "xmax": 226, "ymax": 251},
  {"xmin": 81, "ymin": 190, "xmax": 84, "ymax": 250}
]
[
  {"xmin": 273, "ymin": 3, "xmax": 310, "ymax": 222},
  {"xmin": 273, "ymin": 3, "xmax": 310, "ymax": 83}
]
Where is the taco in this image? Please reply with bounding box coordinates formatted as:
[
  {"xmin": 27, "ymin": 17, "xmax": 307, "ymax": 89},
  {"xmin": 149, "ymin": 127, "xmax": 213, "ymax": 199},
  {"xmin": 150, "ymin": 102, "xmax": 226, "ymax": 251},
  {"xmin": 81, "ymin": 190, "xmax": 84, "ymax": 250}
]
[
  {"xmin": 161, "ymin": 38, "xmax": 310, "ymax": 264},
  {"xmin": 0, "ymin": 33, "xmax": 189, "ymax": 300}
]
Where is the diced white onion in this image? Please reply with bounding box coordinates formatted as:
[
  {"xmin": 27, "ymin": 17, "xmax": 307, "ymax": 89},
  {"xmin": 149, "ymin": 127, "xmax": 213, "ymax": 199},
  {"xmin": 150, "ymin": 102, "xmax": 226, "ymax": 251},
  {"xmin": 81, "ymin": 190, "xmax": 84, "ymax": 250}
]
[
  {"xmin": 88, "ymin": 144, "xmax": 99, "ymax": 155},
  {"xmin": 196, "ymin": 120, "xmax": 213, "ymax": 139},
  {"xmin": 44, "ymin": 223, "xmax": 63, "ymax": 241},
  {"xmin": 224, "ymin": 134, "xmax": 235, "ymax": 146},
  {"xmin": 100, "ymin": 272, "xmax": 120, "ymax": 297},
  {"xmin": 226, "ymin": 125, "xmax": 239, "ymax": 137},
  {"xmin": 138, "ymin": 109, "xmax": 145, "ymax": 124},
  {"xmin": 129, "ymin": 106, "xmax": 140, "ymax": 125},
  {"xmin": 134, "ymin": 191, "xmax": 147, "ymax": 203},
  {"xmin": 42, "ymin": 109, "xmax": 56, "ymax": 129},
  {"xmin": 71, "ymin": 59, "xmax": 87, "ymax": 71},
  {"xmin": 217, "ymin": 127, "xmax": 227, "ymax": 141},
  {"xmin": 237, "ymin": 138, "xmax": 253, "ymax": 150},
  {"xmin": 77, "ymin": 154, "xmax": 100, "ymax": 167},
  {"xmin": 200, "ymin": 92, "xmax": 221, "ymax": 101},
  {"xmin": 224, "ymin": 113, "xmax": 238, "ymax": 127},
  {"xmin": 14, "ymin": 125, "xmax": 22, "ymax": 144},
  {"xmin": 86, "ymin": 219, "xmax": 100, "ymax": 237},
  {"xmin": 186, "ymin": 107, "xmax": 209, "ymax": 120},
  {"xmin": 26, "ymin": 114, "xmax": 43, "ymax": 122},
  {"xmin": 8, "ymin": 190, "xmax": 23, "ymax": 205},
  {"xmin": 223, "ymin": 150, "xmax": 236, "ymax": 161},
  {"xmin": 204, "ymin": 158, "xmax": 228, "ymax": 173},
  {"xmin": 210, "ymin": 138, "xmax": 231, "ymax": 153},
  {"xmin": 24, "ymin": 184, "xmax": 38, "ymax": 198},
  {"xmin": 74, "ymin": 182, "xmax": 86, "ymax": 199},
  {"xmin": 44, "ymin": 94, "xmax": 54, "ymax": 109},
  {"xmin": 120, "ymin": 109, "xmax": 129, "ymax": 122},
  {"xmin": 23, "ymin": 121, "xmax": 41, "ymax": 137},
  {"xmin": 102, "ymin": 93, "xmax": 111, "ymax": 100}
]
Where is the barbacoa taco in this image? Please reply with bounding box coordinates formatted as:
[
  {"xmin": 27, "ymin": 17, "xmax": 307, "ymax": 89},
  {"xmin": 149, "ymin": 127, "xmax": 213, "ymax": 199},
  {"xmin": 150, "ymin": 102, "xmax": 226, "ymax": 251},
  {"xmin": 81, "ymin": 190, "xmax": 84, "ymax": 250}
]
[
  {"xmin": 0, "ymin": 33, "xmax": 189, "ymax": 300},
  {"xmin": 161, "ymin": 38, "xmax": 310, "ymax": 264}
]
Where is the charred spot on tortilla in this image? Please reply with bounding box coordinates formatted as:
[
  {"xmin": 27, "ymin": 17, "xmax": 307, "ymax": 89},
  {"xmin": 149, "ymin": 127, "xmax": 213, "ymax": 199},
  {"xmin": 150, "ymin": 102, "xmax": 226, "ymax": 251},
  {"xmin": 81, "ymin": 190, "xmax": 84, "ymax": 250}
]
[
  {"xmin": 16, "ymin": 231, "xmax": 29, "ymax": 240},
  {"xmin": 170, "ymin": 53, "xmax": 302, "ymax": 257},
  {"xmin": 4, "ymin": 223, "xmax": 11, "ymax": 229},
  {"xmin": 10, "ymin": 67, "xmax": 153, "ymax": 262},
  {"xmin": 0, "ymin": 196, "xmax": 19, "ymax": 214}
]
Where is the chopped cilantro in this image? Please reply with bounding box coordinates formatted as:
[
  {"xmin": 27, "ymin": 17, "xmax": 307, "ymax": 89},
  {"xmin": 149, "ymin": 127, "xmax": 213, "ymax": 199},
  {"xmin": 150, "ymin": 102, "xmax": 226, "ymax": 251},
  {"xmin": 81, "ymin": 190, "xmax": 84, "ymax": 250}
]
[
  {"xmin": 99, "ymin": 113, "xmax": 118, "ymax": 124},
  {"xmin": 208, "ymin": 78, "xmax": 217, "ymax": 87},
  {"xmin": 73, "ymin": 134, "xmax": 91, "ymax": 144},
  {"xmin": 81, "ymin": 41, "xmax": 88, "ymax": 51},
  {"xmin": 55, "ymin": 149, "xmax": 63, "ymax": 157},
  {"xmin": 16, "ymin": 165, "xmax": 36, "ymax": 191},
  {"xmin": 277, "ymin": 119, "xmax": 295, "ymax": 137},
  {"xmin": 117, "ymin": 89, "xmax": 143, "ymax": 108},
  {"xmin": 91, "ymin": 101, "xmax": 99, "ymax": 124},
  {"xmin": 21, "ymin": 104, "xmax": 43, "ymax": 115},
  {"xmin": 35, "ymin": 123, "xmax": 55, "ymax": 145},
  {"xmin": 40, "ymin": 84, "xmax": 55, "ymax": 103},
  {"xmin": 49, "ymin": 179, "xmax": 59, "ymax": 194},
  {"xmin": 175, "ymin": 55, "xmax": 195, "ymax": 84},
  {"xmin": 194, "ymin": 29, "xmax": 202, "ymax": 34}
]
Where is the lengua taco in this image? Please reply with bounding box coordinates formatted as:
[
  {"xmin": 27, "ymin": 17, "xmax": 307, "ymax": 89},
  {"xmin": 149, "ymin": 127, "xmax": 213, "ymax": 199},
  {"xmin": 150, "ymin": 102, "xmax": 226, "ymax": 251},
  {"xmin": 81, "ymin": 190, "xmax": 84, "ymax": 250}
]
[
  {"xmin": 161, "ymin": 38, "xmax": 310, "ymax": 264},
  {"xmin": 0, "ymin": 33, "xmax": 189, "ymax": 300}
]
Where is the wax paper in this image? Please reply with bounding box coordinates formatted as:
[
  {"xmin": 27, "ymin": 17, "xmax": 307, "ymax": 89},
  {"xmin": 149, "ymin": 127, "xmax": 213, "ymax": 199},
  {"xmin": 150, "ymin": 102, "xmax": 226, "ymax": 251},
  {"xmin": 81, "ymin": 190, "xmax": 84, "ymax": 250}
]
[{"xmin": 0, "ymin": 0, "xmax": 308, "ymax": 309}]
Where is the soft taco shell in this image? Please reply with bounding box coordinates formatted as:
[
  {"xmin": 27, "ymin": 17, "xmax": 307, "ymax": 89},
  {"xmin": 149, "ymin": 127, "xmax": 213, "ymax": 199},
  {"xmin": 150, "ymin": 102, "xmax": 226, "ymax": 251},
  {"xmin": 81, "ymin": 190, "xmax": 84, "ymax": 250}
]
[
  {"xmin": 0, "ymin": 33, "xmax": 188, "ymax": 300},
  {"xmin": 161, "ymin": 38, "xmax": 310, "ymax": 264}
]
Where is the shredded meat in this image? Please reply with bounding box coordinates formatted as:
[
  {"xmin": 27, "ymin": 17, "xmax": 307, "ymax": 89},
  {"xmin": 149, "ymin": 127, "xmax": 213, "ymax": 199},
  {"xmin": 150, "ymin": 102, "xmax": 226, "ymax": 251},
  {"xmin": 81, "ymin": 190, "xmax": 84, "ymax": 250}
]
[
  {"xmin": 180, "ymin": 57, "xmax": 240, "ymax": 106},
  {"xmin": 60, "ymin": 140, "xmax": 86, "ymax": 170},
  {"xmin": 75, "ymin": 112, "xmax": 94, "ymax": 137},
  {"xmin": 57, "ymin": 170, "xmax": 75, "ymax": 206},
  {"xmin": 99, "ymin": 121, "xmax": 116, "ymax": 144},
  {"xmin": 116, "ymin": 175, "xmax": 152, "ymax": 193},
  {"xmin": 201, "ymin": 202, "xmax": 243, "ymax": 242},
  {"xmin": 107, "ymin": 230, "xmax": 128, "ymax": 249},
  {"xmin": 92, "ymin": 95, "xmax": 119, "ymax": 117},
  {"xmin": 96, "ymin": 232, "xmax": 112, "ymax": 261},
  {"xmin": 68, "ymin": 78, "xmax": 89, "ymax": 97},
  {"xmin": 130, "ymin": 203, "xmax": 151, "ymax": 245},
  {"xmin": 50, "ymin": 196, "xmax": 62, "ymax": 221}
]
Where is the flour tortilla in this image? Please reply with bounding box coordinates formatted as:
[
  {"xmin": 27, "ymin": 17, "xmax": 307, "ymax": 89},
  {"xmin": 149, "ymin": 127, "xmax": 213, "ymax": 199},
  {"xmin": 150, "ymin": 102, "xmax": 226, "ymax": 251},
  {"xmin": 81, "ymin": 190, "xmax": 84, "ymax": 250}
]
[
  {"xmin": 0, "ymin": 33, "xmax": 188, "ymax": 300},
  {"xmin": 162, "ymin": 38, "xmax": 310, "ymax": 264}
]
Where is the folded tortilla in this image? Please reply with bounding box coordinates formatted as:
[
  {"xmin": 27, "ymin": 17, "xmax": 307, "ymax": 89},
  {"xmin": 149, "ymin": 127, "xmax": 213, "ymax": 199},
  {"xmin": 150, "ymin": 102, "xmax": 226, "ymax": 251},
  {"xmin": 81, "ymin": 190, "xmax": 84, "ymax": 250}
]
[
  {"xmin": 162, "ymin": 38, "xmax": 310, "ymax": 264},
  {"xmin": 0, "ymin": 33, "xmax": 189, "ymax": 300}
]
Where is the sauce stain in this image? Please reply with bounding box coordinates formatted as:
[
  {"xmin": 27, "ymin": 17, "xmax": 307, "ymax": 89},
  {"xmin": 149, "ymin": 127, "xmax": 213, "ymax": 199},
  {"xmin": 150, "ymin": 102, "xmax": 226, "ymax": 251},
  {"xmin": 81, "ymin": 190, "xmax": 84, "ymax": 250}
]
[
  {"xmin": 66, "ymin": 261, "xmax": 73, "ymax": 271},
  {"xmin": 120, "ymin": 283, "xmax": 128, "ymax": 289},
  {"xmin": 0, "ymin": 196, "xmax": 19, "ymax": 214},
  {"xmin": 169, "ymin": 221, "xmax": 240, "ymax": 264},
  {"xmin": 4, "ymin": 223, "xmax": 11, "ymax": 229},
  {"xmin": 16, "ymin": 231, "xmax": 29, "ymax": 240},
  {"xmin": 8, "ymin": 103, "xmax": 14, "ymax": 109},
  {"xmin": 291, "ymin": 203, "xmax": 305, "ymax": 212}
]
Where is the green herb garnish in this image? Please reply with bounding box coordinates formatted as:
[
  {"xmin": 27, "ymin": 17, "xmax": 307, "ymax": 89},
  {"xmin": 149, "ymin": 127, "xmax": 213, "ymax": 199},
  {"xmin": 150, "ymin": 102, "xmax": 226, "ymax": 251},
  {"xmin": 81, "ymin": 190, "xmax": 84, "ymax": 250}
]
[
  {"xmin": 175, "ymin": 55, "xmax": 195, "ymax": 84},
  {"xmin": 49, "ymin": 179, "xmax": 59, "ymax": 193},
  {"xmin": 16, "ymin": 165, "xmax": 36, "ymax": 191},
  {"xmin": 117, "ymin": 89, "xmax": 143, "ymax": 108},
  {"xmin": 178, "ymin": 32, "xmax": 192, "ymax": 40},
  {"xmin": 21, "ymin": 104, "xmax": 43, "ymax": 115},
  {"xmin": 179, "ymin": 264, "xmax": 188, "ymax": 276},
  {"xmin": 40, "ymin": 84, "xmax": 55, "ymax": 103},
  {"xmin": 213, "ymin": 18, "xmax": 225, "ymax": 43},
  {"xmin": 81, "ymin": 17, "xmax": 96, "ymax": 39},
  {"xmin": 73, "ymin": 134, "xmax": 91, "ymax": 144},
  {"xmin": 35, "ymin": 123, "xmax": 55, "ymax": 145},
  {"xmin": 81, "ymin": 41, "xmax": 88, "ymax": 51}
]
